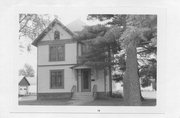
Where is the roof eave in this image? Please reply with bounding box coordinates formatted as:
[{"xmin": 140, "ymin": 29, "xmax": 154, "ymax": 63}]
[{"xmin": 31, "ymin": 18, "xmax": 75, "ymax": 47}]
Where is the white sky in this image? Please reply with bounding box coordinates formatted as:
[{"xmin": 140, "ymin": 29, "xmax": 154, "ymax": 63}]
[
  {"xmin": 19, "ymin": 37, "xmax": 37, "ymax": 76},
  {"xmin": 50, "ymin": 13, "xmax": 107, "ymax": 25}
]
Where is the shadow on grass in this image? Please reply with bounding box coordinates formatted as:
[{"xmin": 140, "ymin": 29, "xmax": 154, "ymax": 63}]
[
  {"xmin": 19, "ymin": 99, "xmax": 71, "ymax": 106},
  {"xmin": 19, "ymin": 97, "xmax": 156, "ymax": 106},
  {"xmin": 82, "ymin": 98, "xmax": 156, "ymax": 106}
]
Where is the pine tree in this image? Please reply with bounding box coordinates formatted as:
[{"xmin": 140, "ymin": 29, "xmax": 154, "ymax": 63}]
[
  {"xmin": 75, "ymin": 24, "xmax": 123, "ymax": 96},
  {"xmin": 87, "ymin": 14, "xmax": 157, "ymax": 105}
]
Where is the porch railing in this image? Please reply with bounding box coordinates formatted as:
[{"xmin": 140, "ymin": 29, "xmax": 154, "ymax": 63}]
[
  {"xmin": 71, "ymin": 85, "xmax": 76, "ymax": 97},
  {"xmin": 92, "ymin": 84, "xmax": 97, "ymax": 99}
]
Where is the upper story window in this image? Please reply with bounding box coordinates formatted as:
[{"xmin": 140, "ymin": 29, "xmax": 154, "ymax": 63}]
[
  {"xmin": 54, "ymin": 30, "xmax": 60, "ymax": 40},
  {"xmin": 81, "ymin": 44, "xmax": 90, "ymax": 55},
  {"xmin": 49, "ymin": 45, "xmax": 65, "ymax": 61}
]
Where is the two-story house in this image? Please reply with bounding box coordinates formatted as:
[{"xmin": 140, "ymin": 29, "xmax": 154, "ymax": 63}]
[{"xmin": 32, "ymin": 19, "xmax": 111, "ymax": 100}]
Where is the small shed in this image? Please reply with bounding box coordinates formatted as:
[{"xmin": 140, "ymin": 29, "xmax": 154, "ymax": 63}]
[{"xmin": 19, "ymin": 77, "xmax": 30, "ymax": 95}]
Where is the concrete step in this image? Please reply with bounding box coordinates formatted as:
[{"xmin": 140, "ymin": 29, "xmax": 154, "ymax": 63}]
[
  {"xmin": 72, "ymin": 96, "xmax": 93, "ymax": 99},
  {"xmin": 73, "ymin": 92, "xmax": 93, "ymax": 96},
  {"xmin": 72, "ymin": 97, "xmax": 94, "ymax": 101},
  {"xmin": 72, "ymin": 92, "xmax": 94, "ymax": 101}
]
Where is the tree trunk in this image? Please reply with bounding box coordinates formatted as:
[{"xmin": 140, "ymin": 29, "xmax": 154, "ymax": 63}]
[
  {"xmin": 123, "ymin": 40, "xmax": 142, "ymax": 106},
  {"xmin": 139, "ymin": 83, "xmax": 145, "ymax": 101},
  {"xmin": 108, "ymin": 45, "xmax": 112, "ymax": 96}
]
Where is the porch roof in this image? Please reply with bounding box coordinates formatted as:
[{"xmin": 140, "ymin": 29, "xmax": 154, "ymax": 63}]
[{"xmin": 70, "ymin": 64, "xmax": 91, "ymax": 69}]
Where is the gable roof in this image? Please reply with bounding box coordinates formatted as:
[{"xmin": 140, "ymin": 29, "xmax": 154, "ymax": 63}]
[
  {"xmin": 19, "ymin": 77, "xmax": 30, "ymax": 86},
  {"xmin": 32, "ymin": 18, "xmax": 75, "ymax": 47}
]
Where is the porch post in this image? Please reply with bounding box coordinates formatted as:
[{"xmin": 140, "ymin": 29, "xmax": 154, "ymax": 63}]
[{"xmin": 77, "ymin": 69, "xmax": 79, "ymax": 92}]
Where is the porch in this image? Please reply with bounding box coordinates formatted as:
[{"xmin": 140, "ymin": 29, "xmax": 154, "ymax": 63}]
[{"xmin": 70, "ymin": 65, "xmax": 110, "ymax": 101}]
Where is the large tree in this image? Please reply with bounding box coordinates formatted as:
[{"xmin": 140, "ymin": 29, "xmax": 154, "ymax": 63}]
[
  {"xmin": 75, "ymin": 24, "xmax": 122, "ymax": 96},
  {"xmin": 19, "ymin": 14, "xmax": 53, "ymax": 40},
  {"xmin": 19, "ymin": 14, "xmax": 55, "ymax": 52},
  {"xmin": 87, "ymin": 14, "xmax": 157, "ymax": 105}
]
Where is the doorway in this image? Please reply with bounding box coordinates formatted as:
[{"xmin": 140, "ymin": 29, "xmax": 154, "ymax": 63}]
[{"xmin": 81, "ymin": 69, "xmax": 91, "ymax": 92}]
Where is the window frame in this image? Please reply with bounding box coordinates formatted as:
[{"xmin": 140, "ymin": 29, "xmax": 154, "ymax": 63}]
[
  {"xmin": 54, "ymin": 30, "xmax": 60, "ymax": 40},
  {"xmin": 49, "ymin": 44, "xmax": 65, "ymax": 62},
  {"xmin": 50, "ymin": 69, "xmax": 64, "ymax": 89},
  {"xmin": 81, "ymin": 43, "xmax": 91, "ymax": 55}
]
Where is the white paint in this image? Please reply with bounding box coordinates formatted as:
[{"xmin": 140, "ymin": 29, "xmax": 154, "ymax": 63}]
[
  {"xmin": 38, "ymin": 43, "xmax": 77, "ymax": 65},
  {"xmin": 38, "ymin": 65, "xmax": 76, "ymax": 93},
  {"xmin": 19, "ymin": 86, "xmax": 28, "ymax": 95},
  {"xmin": 42, "ymin": 23, "xmax": 72, "ymax": 41}
]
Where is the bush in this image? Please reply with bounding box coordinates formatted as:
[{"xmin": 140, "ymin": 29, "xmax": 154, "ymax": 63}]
[{"xmin": 112, "ymin": 91, "xmax": 123, "ymax": 98}]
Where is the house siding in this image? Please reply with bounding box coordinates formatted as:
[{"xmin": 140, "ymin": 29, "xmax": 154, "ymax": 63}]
[
  {"xmin": 42, "ymin": 24, "xmax": 72, "ymax": 41},
  {"xmin": 38, "ymin": 43, "xmax": 77, "ymax": 66},
  {"xmin": 19, "ymin": 86, "xmax": 28, "ymax": 95},
  {"xmin": 35, "ymin": 19, "xmax": 111, "ymax": 100},
  {"xmin": 91, "ymin": 69, "xmax": 110, "ymax": 93},
  {"xmin": 76, "ymin": 69, "xmax": 110, "ymax": 93},
  {"xmin": 38, "ymin": 65, "xmax": 76, "ymax": 93}
]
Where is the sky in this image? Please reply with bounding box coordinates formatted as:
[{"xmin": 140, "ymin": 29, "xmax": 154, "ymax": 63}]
[{"xmin": 52, "ymin": 14, "xmax": 108, "ymax": 26}]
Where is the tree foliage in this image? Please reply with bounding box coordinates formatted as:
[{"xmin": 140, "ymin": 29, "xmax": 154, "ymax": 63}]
[
  {"xmin": 19, "ymin": 64, "xmax": 35, "ymax": 77},
  {"xmin": 19, "ymin": 14, "xmax": 55, "ymax": 52},
  {"xmin": 89, "ymin": 15, "xmax": 157, "ymax": 86},
  {"xmin": 19, "ymin": 14, "xmax": 51, "ymax": 40},
  {"xmin": 75, "ymin": 24, "xmax": 123, "ymax": 69},
  {"xmin": 139, "ymin": 58, "xmax": 157, "ymax": 89},
  {"xmin": 87, "ymin": 14, "xmax": 157, "ymax": 105}
]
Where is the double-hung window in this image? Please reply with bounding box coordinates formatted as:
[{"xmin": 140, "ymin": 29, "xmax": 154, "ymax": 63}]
[
  {"xmin": 81, "ymin": 44, "xmax": 90, "ymax": 55},
  {"xmin": 49, "ymin": 45, "xmax": 65, "ymax": 61},
  {"xmin": 50, "ymin": 70, "xmax": 64, "ymax": 89}
]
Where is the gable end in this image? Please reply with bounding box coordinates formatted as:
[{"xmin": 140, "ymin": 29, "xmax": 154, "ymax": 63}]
[
  {"xmin": 32, "ymin": 19, "xmax": 75, "ymax": 47},
  {"xmin": 19, "ymin": 77, "xmax": 30, "ymax": 86}
]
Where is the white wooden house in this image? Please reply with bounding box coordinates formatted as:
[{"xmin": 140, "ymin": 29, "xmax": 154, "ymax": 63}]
[{"xmin": 32, "ymin": 19, "xmax": 111, "ymax": 100}]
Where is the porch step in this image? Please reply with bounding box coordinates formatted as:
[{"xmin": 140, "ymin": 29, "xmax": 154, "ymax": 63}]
[{"xmin": 72, "ymin": 92, "xmax": 94, "ymax": 101}]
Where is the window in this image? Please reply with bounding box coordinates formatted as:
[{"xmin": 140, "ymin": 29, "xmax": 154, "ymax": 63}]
[
  {"xmin": 81, "ymin": 44, "xmax": 89, "ymax": 55},
  {"xmin": 49, "ymin": 45, "xmax": 65, "ymax": 61},
  {"xmin": 54, "ymin": 30, "xmax": 60, "ymax": 40},
  {"xmin": 50, "ymin": 70, "xmax": 64, "ymax": 89}
]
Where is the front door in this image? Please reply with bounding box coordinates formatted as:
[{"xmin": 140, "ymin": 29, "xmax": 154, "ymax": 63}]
[{"xmin": 81, "ymin": 69, "xmax": 91, "ymax": 92}]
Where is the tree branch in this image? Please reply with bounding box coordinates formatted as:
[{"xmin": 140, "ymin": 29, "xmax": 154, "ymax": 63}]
[
  {"xmin": 19, "ymin": 15, "xmax": 33, "ymax": 32},
  {"xmin": 19, "ymin": 15, "xmax": 27, "ymax": 24}
]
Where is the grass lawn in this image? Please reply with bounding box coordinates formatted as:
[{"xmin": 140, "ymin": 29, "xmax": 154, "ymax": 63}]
[
  {"xmin": 82, "ymin": 98, "xmax": 156, "ymax": 106},
  {"xmin": 19, "ymin": 96, "xmax": 156, "ymax": 106},
  {"xmin": 19, "ymin": 91, "xmax": 156, "ymax": 106},
  {"xmin": 19, "ymin": 99, "xmax": 71, "ymax": 105}
]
